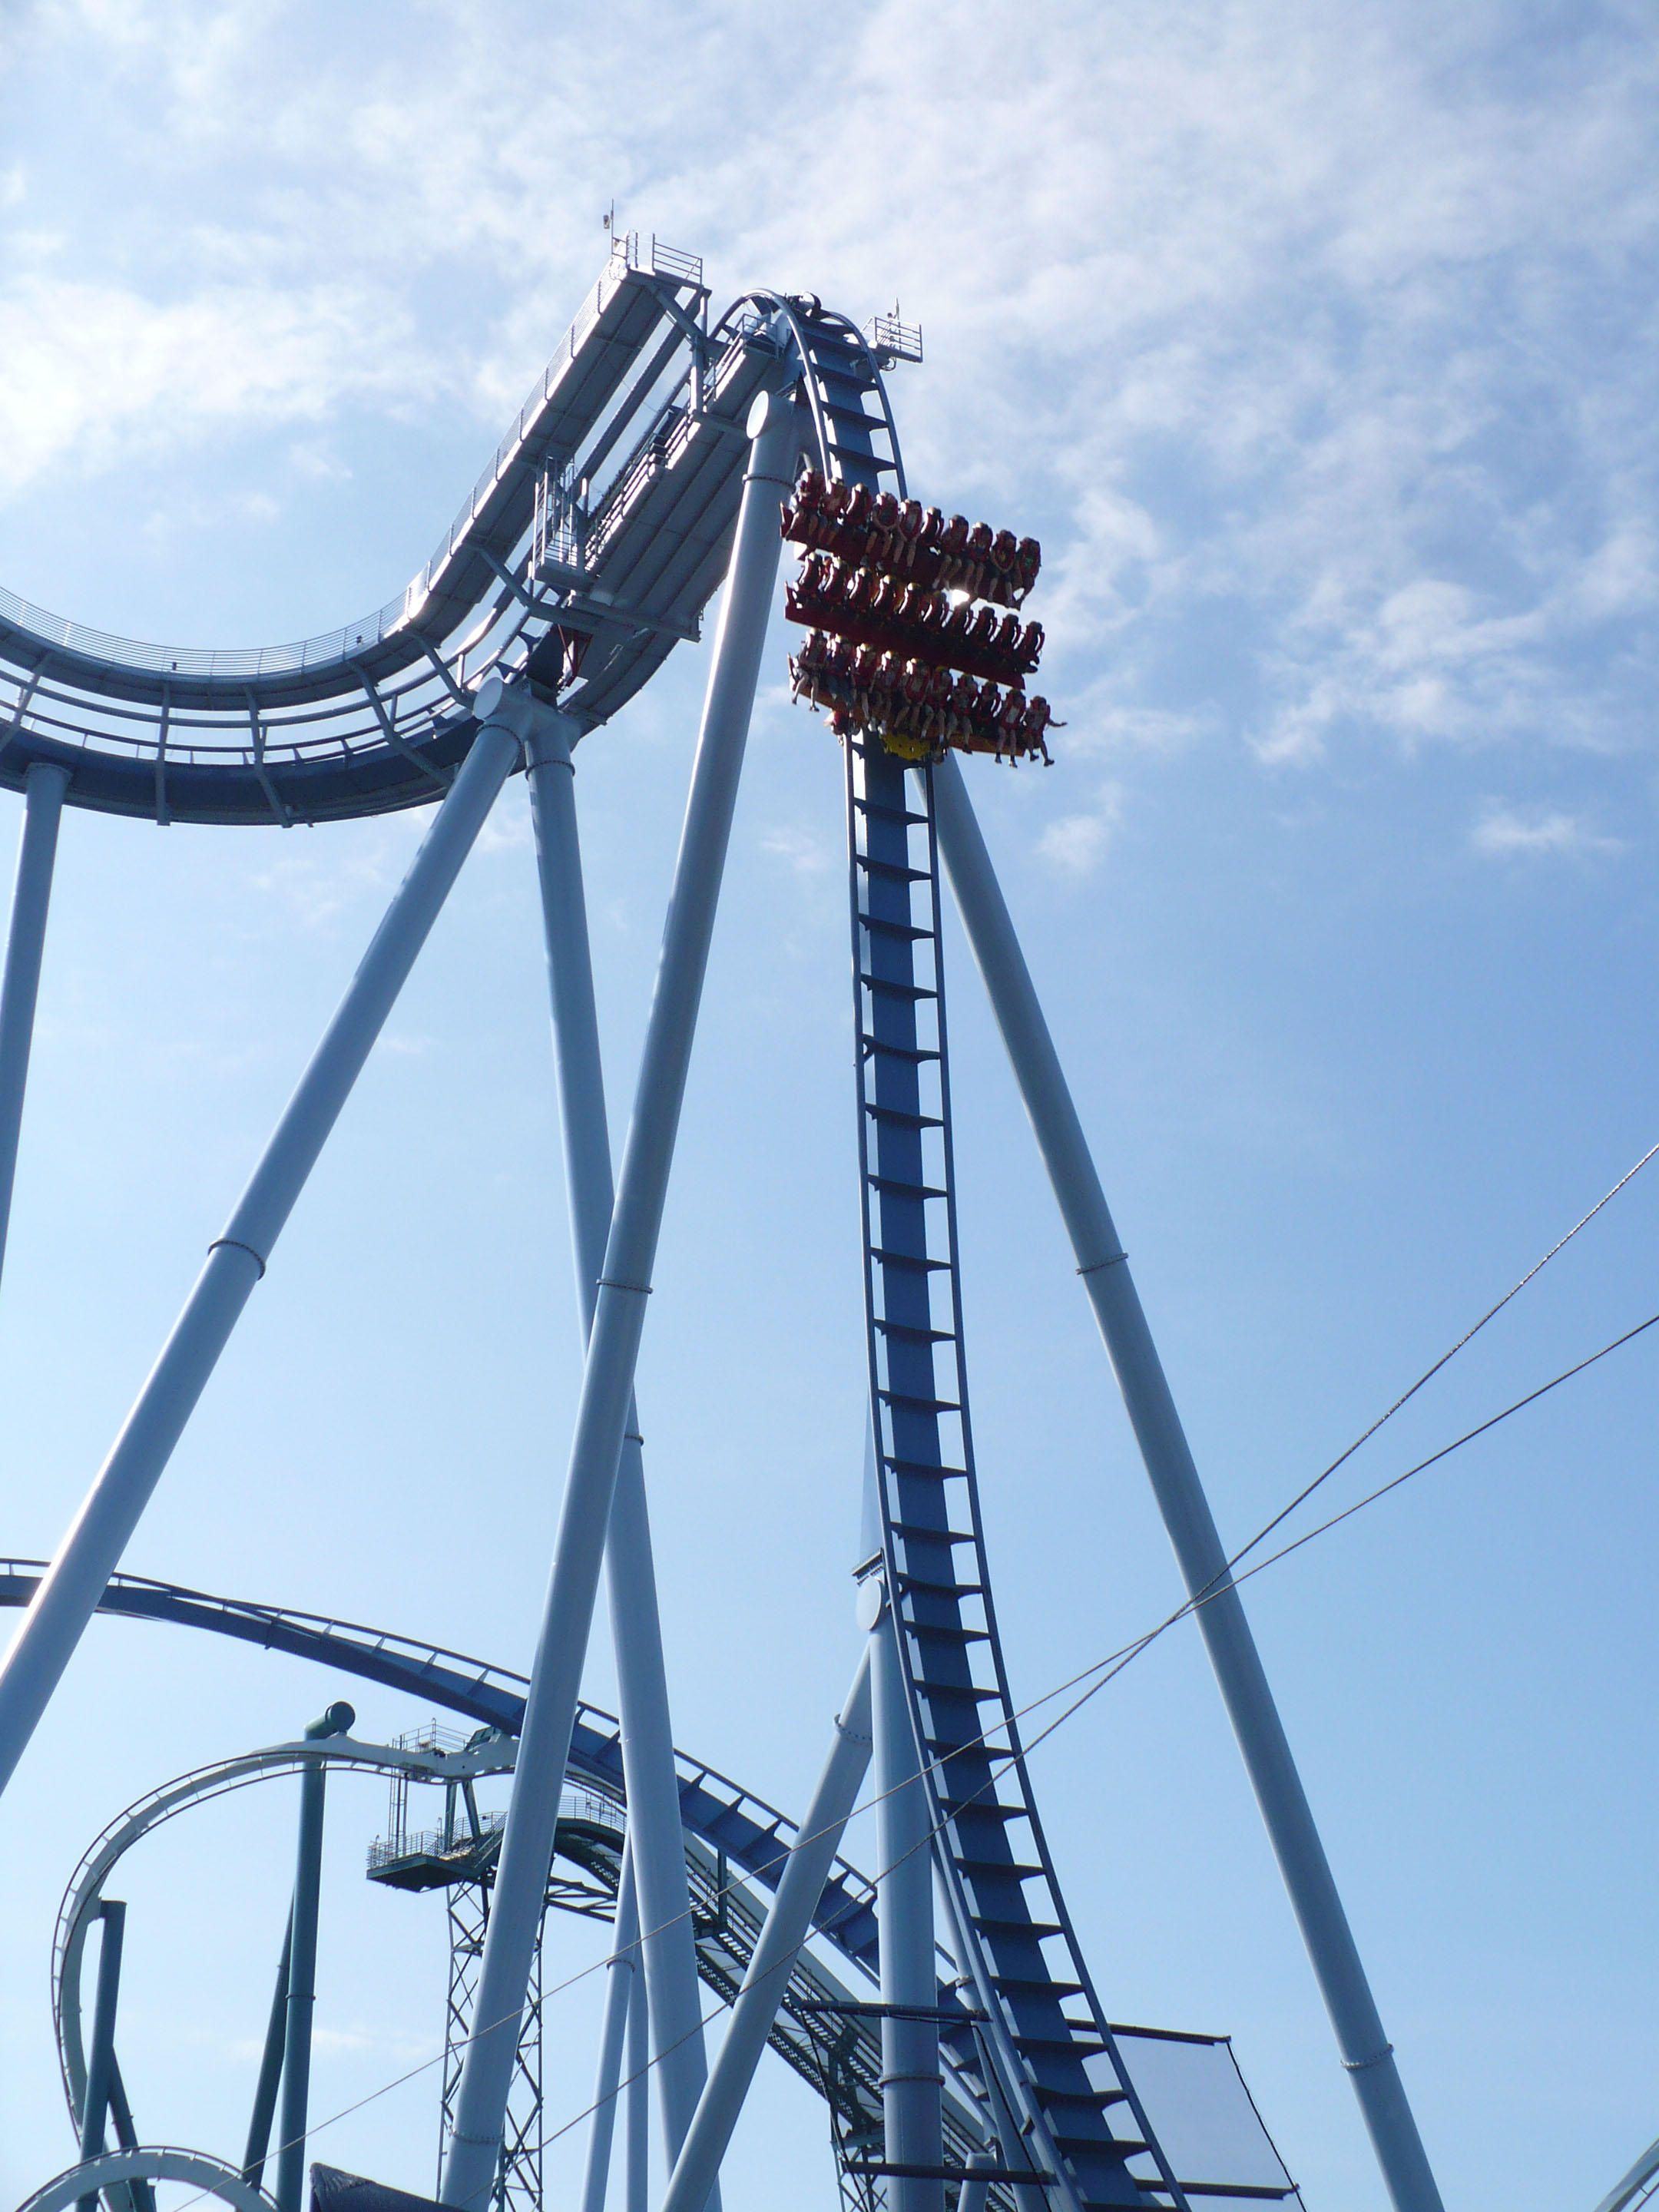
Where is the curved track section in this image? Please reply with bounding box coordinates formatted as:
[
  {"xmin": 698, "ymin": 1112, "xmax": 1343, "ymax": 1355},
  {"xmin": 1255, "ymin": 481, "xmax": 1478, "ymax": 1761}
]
[
  {"xmin": 15, "ymin": 2147, "xmax": 274, "ymax": 2212},
  {"xmin": 0, "ymin": 240, "xmax": 810, "ymax": 825},
  {"xmin": 13, "ymin": 1571, "xmax": 996, "ymax": 2194}
]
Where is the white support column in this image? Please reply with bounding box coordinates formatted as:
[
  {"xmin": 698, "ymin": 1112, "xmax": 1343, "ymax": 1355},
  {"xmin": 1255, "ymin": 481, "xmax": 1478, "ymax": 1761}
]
[
  {"xmin": 441, "ymin": 387, "xmax": 802, "ymax": 2211},
  {"xmin": 580, "ymin": 1854, "xmax": 639, "ymax": 2212},
  {"xmin": 0, "ymin": 759, "xmax": 70, "ymax": 1295},
  {"xmin": 929, "ymin": 753, "xmax": 1444, "ymax": 2212},
  {"xmin": 624, "ymin": 1945, "xmax": 650, "ymax": 2212},
  {"xmin": 870, "ymin": 1589, "xmax": 942, "ymax": 2212},
  {"xmin": 523, "ymin": 707, "xmax": 717, "ymax": 2184},
  {"xmin": 658, "ymin": 1646, "xmax": 873, "ymax": 2212},
  {"xmin": 0, "ymin": 713, "xmax": 521, "ymax": 1800}
]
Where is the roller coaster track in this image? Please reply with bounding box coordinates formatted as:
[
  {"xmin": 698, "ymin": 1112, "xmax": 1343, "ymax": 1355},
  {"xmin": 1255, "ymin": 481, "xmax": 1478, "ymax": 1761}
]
[
  {"xmin": 0, "ymin": 237, "xmax": 810, "ymax": 825},
  {"xmin": 1, "ymin": 253, "xmax": 1301, "ymax": 2207}
]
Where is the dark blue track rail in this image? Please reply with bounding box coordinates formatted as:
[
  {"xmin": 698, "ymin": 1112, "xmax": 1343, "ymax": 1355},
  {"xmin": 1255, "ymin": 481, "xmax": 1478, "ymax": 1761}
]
[
  {"xmin": 0, "ymin": 1561, "xmax": 878, "ymax": 1978},
  {"xmin": 790, "ymin": 311, "xmax": 1202, "ymax": 2208}
]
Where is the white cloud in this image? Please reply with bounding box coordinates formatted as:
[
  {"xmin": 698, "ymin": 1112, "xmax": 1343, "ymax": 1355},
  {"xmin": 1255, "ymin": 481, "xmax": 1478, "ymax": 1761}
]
[
  {"xmin": 0, "ymin": 0, "xmax": 1654, "ymax": 773},
  {"xmin": 1038, "ymin": 783, "xmax": 1126, "ymax": 877},
  {"xmin": 1471, "ymin": 801, "xmax": 1624, "ymax": 859},
  {"xmin": 759, "ymin": 826, "xmax": 833, "ymax": 879}
]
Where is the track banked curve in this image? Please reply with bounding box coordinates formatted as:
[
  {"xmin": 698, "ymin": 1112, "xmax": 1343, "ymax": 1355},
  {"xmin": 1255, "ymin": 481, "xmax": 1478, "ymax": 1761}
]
[{"xmin": 0, "ymin": 243, "xmax": 873, "ymax": 825}]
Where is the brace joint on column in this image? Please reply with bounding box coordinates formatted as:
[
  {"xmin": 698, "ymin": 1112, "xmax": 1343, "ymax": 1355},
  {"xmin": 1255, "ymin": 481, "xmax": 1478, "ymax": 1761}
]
[
  {"xmin": 1340, "ymin": 2043, "xmax": 1395, "ymax": 2073},
  {"xmin": 623, "ymin": 1429, "xmax": 644, "ymax": 1445},
  {"xmin": 1076, "ymin": 1250, "xmax": 1128, "ymax": 1277},
  {"xmin": 597, "ymin": 1277, "xmax": 652, "ymax": 1296},
  {"xmin": 208, "ymin": 1236, "xmax": 267, "ymax": 1280}
]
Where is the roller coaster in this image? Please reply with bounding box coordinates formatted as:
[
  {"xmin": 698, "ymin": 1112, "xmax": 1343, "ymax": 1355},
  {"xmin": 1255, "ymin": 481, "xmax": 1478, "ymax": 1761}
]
[{"xmin": 0, "ymin": 233, "xmax": 1494, "ymax": 2212}]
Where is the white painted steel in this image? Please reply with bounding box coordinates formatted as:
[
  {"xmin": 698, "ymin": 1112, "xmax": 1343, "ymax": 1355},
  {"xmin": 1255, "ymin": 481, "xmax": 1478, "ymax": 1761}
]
[
  {"xmin": 524, "ymin": 704, "xmax": 717, "ymax": 2178},
  {"xmin": 0, "ymin": 722, "xmax": 520, "ymax": 1802},
  {"xmin": 580, "ymin": 1855, "xmax": 640, "ymax": 2212},
  {"xmin": 55, "ymin": 1735, "xmax": 514, "ymax": 2125},
  {"xmin": 16, "ymin": 2149, "xmax": 273, "ymax": 2212},
  {"xmin": 626, "ymin": 1934, "xmax": 651, "ymax": 2212},
  {"xmin": 929, "ymin": 751, "xmax": 1443, "ymax": 2212},
  {"xmin": 440, "ymin": 389, "xmax": 800, "ymax": 2210},
  {"xmin": 872, "ymin": 1593, "xmax": 943, "ymax": 2212},
  {"xmin": 0, "ymin": 759, "xmax": 68, "ymax": 1292},
  {"xmin": 658, "ymin": 1647, "xmax": 874, "ymax": 2212},
  {"xmin": 1592, "ymin": 2137, "xmax": 1659, "ymax": 2212}
]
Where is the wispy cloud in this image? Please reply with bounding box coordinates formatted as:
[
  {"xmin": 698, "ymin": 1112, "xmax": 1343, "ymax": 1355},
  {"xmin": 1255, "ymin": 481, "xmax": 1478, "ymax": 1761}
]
[
  {"xmin": 1, "ymin": 0, "xmax": 1654, "ymax": 788},
  {"xmin": 1038, "ymin": 783, "xmax": 1126, "ymax": 877},
  {"xmin": 1471, "ymin": 800, "xmax": 1624, "ymax": 859}
]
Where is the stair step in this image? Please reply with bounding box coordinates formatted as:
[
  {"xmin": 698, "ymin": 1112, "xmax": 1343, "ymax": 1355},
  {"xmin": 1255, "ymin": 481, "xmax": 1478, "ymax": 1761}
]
[
  {"xmin": 1035, "ymin": 2085, "xmax": 1130, "ymax": 2111},
  {"xmin": 907, "ymin": 1622, "xmax": 988, "ymax": 1646},
  {"xmin": 914, "ymin": 1680, "xmax": 1004, "ymax": 1705},
  {"xmin": 888, "ymin": 1522, "xmax": 976, "ymax": 1549},
  {"xmin": 870, "ymin": 1246, "xmax": 950, "ymax": 1272},
  {"xmin": 897, "ymin": 1572, "xmax": 984, "ymax": 1599},
  {"xmin": 823, "ymin": 399, "xmax": 891, "ymax": 431},
  {"xmin": 966, "ymin": 1916, "xmax": 1065, "ymax": 1942},
  {"xmin": 882, "ymin": 1459, "xmax": 970, "ymax": 1482},
  {"xmin": 858, "ymin": 855, "xmax": 931, "ymax": 884},
  {"xmin": 955, "ymin": 1857, "xmax": 1046, "ymax": 1880},
  {"xmin": 938, "ymin": 1796, "xmax": 1025, "ymax": 1821},
  {"xmin": 991, "ymin": 1976, "xmax": 1086, "ymax": 1999},
  {"xmin": 879, "ymin": 1387, "xmax": 959, "ymax": 1412},
  {"xmin": 1012, "ymin": 2032, "xmax": 1109, "ymax": 2058},
  {"xmin": 867, "ymin": 1176, "xmax": 947, "ymax": 1204},
  {"xmin": 866, "ymin": 1104, "xmax": 944, "ymax": 1129},
  {"xmin": 859, "ymin": 1040, "xmax": 942, "ymax": 1066},
  {"xmin": 861, "ymin": 913, "xmax": 933, "ymax": 942},
  {"xmin": 855, "ymin": 796, "xmax": 929, "ymax": 826},
  {"xmin": 875, "ymin": 1321, "xmax": 955, "ymax": 1348},
  {"xmin": 859, "ymin": 970, "xmax": 938, "ymax": 1001}
]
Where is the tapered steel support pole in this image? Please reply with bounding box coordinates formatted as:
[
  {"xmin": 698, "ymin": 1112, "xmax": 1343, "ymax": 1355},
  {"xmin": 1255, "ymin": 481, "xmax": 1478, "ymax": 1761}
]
[
  {"xmin": 0, "ymin": 759, "xmax": 70, "ymax": 1295},
  {"xmin": 523, "ymin": 705, "xmax": 717, "ymax": 2184},
  {"xmin": 243, "ymin": 1900, "xmax": 294, "ymax": 2188},
  {"xmin": 441, "ymin": 386, "xmax": 800, "ymax": 2211},
  {"xmin": 871, "ymin": 1593, "xmax": 942, "ymax": 2212},
  {"xmin": 78, "ymin": 1899, "xmax": 125, "ymax": 2212},
  {"xmin": 276, "ymin": 1703, "xmax": 353, "ymax": 2212},
  {"xmin": 929, "ymin": 753, "xmax": 1444, "ymax": 2212},
  {"xmin": 658, "ymin": 1646, "xmax": 873, "ymax": 2212},
  {"xmin": 625, "ymin": 1948, "xmax": 650, "ymax": 2212},
  {"xmin": 580, "ymin": 1856, "xmax": 640, "ymax": 2212},
  {"xmin": 0, "ymin": 717, "xmax": 519, "ymax": 1800}
]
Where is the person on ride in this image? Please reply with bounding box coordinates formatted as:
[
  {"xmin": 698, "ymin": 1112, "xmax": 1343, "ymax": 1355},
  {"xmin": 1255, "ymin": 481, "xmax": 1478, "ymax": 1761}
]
[
  {"xmin": 965, "ymin": 603, "xmax": 998, "ymax": 649},
  {"xmin": 996, "ymin": 686, "xmax": 1026, "ymax": 759},
  {"xmin": 935, "ymin": 514, "xmax": 970, "ymax": 589},
  {"xmin": 988, "ymin": 530, "xmax": 1018, "ymax": 604},
  {"xmin": 900, "ymin": 657, "xmax": 932, "ymax": 733},
  {"xmin": 992, "ymin": 611, "xmax": 1022, "ymax": 663},
  {"xmin": 1014, "ymin": 535, "xmax": 1041, "ymax": 601},
  {"xmin": 843, "ymin": 565, "xmax": 879, "ymax": 617},
  {"xmin": 896, "ymin": 498, "xmax": 927, "ymax": 575},
  {"xmin": 949, "ymin": 671, "xmax": 981, "ymax": 743},
  {"xmin": 1016, "ymin": 619, "xmax": 1044, "ymax": 673},
  {"xmin": 869, "ymin": 491, "xmax": 901, "ymax": 566},
  {"xmin": 961, "ymin": 521, "xmax": 995, "ymax": 599}
]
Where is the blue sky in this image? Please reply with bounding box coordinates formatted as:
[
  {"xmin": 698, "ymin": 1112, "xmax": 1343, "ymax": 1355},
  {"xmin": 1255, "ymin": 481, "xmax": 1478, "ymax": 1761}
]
[{"xmin": 0, "ymin": 5, "xmax": 1656, "ymax": 2209}]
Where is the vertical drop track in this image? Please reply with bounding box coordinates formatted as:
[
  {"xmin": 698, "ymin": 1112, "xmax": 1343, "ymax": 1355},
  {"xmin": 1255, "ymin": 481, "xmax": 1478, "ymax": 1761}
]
[{"xmin": 775, "ymin": 298, "xmax": 1187, "ymax": 2212}]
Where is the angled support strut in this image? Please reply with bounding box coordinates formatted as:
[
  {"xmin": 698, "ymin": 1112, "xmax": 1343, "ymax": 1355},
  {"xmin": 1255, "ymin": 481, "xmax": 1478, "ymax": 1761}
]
[
  {"xmin": 0, "ymin": 758, "xmax": 69, "ymax": 1296},
  {"xmin": 522, "ymin": 703, "xmax": 717, "ymax": 2182},
  {"xmin": 440, "ymin": 386, "xmax": 802, "ymax": 2210},
  {"xmin": 929, "ymin": 752, "xmax": 1443, "ymax": 2212},
  {"xmin": 0, "ymin": 714, "xmax": 521, "ymax": 1800}
]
